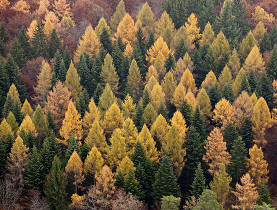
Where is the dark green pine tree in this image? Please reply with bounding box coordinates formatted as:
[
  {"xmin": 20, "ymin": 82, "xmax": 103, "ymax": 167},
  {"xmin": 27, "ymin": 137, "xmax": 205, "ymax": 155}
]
[
  {"xmin": 257, "ymin": 183, "xmax": 272, "ymax": 205},
  {"xmin": 112, "ymin": 44, "xmax": 123, "ymax": 72},
  {"xmin": 63, "ymin": 46, "xmax": 72, "ymax": 70},
  {"xmin": 163, "ymin": 0, "xmax": 187, "ymax": 29},
  {"xmin": 25, "ymin": 146, "xmax": 44, "ymax": 190},
  {"xmin": 100, "ymin": 27, "xmax": 113, "ymax": 54},
  {"xmin": 132, "ymin": 40, "xmax": 146, "ymax": 78},
  {"xmin": 11, "ymin": 37, "xmax": 25, "ymax": 67},
  {"xmin": 31, "ymin": 22, "xmax": 47, "ymax": 57},
  {"xmin": 222, "ymin": 83, "xmax": 234, "ymax": 103},
  {"xmin": 123, "ymin": 82, "xmax": 134, "ymax": 100},
  {"xmin": 270, "ymin": 24, "xmax": 277, "ymax": 47},
  {"xmin": 146, "ymin": 32, "xmax": 155, "ymax": 50},
  {"xmin": 179, "ymin": 126, "xmax": 205, "ymax": 192},
  {"xmin": 227, "ymin": 137, "xmax": 247, "ymax": 186},
  {"xmin": 142, "ymin": 88, "xmax": 151, "ymax": 109},
  {"xmin": 158, "ymin": 102, "xmax": 169, "ymax": 122},
  {"xmin": 47, "ymin": 110, "xmax": 57, "ymax": 134},
  {"xmin": 40, "ymin": 133, "xmax": 62, "ymax": 176},
  {"xmin": 115, "ymin": 169, "xmax": 125, "ymax": 189},
  {"xmin": 190, "ymin": 163, "xmax": 206, "ymax": 198},
  {"xmin": 192, "ymin": 49, "xmax": 204, "ymax": 88},
  {"xmin": 223, "ymin": 122, "xmax": 239, "ymax": 152},
  {"xmin": 80, "ymin": 143, "xmax": 90, "ymax": 162},
  {"xmin": 192, "ymin": 107, "xmax": 207, "ymax": 142},
  {"xmin": 248, "ymin": 69, "xmax": 257, "ymax": 93},
  {"xmin": 175, "ymin": 39, "xmax": 187, "ymax": 61},
  {"xmin": 240, "ymin": 74, "xmax": 251, "ymax": 95},
  {"xmin": 135, "ymin": 27, "xmax": 146, "ymax": 61},
  {"xmin": 124, "ymin": 167, "xmax": 140, "ymax": 197},
  {"xmin": 0, "ymin": 60, "xmax": 9, "ymax": 111},
  {"xmin": 153, "ymin": 152, "xmax": 180, "ymax": 201},
  {"xmin": 214, "ymin": 0, "xmax": 241, "ymax": 45},
  {"xmin": 77, "ymin": 54, "xmax": 95, "ymax": 96},
  {"xmin": 53, "ymin": 50, "xmax": 67, "ymax": 82},
  {"xmin": 179, "ymin": 100, "xmax": 193, "ymax": 127},
  {"xmin": 241, "ymin": 117, "xmax": 253, "ymax": 152},
  {"xmin": 116, "ymin": 35, "xmax": 125, "ymax": 52},
  {"xmin": 255, "ymin": 73, "xmax": 274, "ymax": 110},
  {"xmin": 260, "ymin": 32, "xmax": 272, "ymax": 53},
  {"xmin": 0, "ymin": 22, "xmax": 9, "ymax": 56},
  {"xmin": 208, "ymin": 85, "xmax": 222, "ymax": 109},
  {"xmin": 65, "ymin": 134, "xmax": 81, "ymax": 161},
  {"xmin": 76, "ymin": 88, "xmax": 90, "ymax": 117},
  {"xmin": 232, "ymin": 0, "xmax": 249, "ymax": 36},
  {"xmin": 17, "ymin": 26, "xmax": 31, "ymax": 58},
  {"xmin": 93, "ymin": 83, "xmax": 103, "ymax": 105},
  {"xmin": 12, "ymin": 100, "xmax": 23, "ymax": 123},
  {"xmin": 216, "ymin": 52, "xmax": 229, "ymax": 77},
  {"xmin": 20, "ymin": 130, "xmax": 36, "ymax": 149},
  {"xmin": 49, "ymin": 28, "xmax": 62, "ymax": 58},
  {"xmin": 135, "ymin": 102, "xmax": 145, "ymax": 132},
  {"xmin": 44, "ymin": 155, "xmax": 67, "ymax": 210},
  {"xmin": 198, "ymin": 0, "xmax": 216, "ymax": 30},
  {"xmin": 266, "ymin": 45, "xmax": 277, "ymax": 82},
  {"xmin": 5, "ymin": 133, "xmax": 13, "ymax": 154},
  {"xmin": 0, "ymin": 141, "xmax": 7, "ymax": 179},
  {"xmin": 165, "ymin": 53, "xmax": 175, "ymax": 72}
]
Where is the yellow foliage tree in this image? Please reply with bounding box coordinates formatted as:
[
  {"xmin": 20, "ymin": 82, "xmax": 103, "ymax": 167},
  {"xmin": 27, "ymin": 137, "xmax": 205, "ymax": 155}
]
[
  {"xmin": 155, "ymin": 11, "xmax": 175, "ymax": 38},
  {"xmin": 239, "ymin": 31, "xmax": 257, "ymax": 61},
  {"xmin": 217, "ymin": 65, "xmax": 232, "ymax": 91},
  {"xmin": 0, "ymin": 118, "xmax": 13, "ymax": 139},
  {"xmin": 185, "ymin": 91, "xmax": 197, "ymax": 110},
  {"xmin": 248, "ymin": 144, "xmax": 269, "ymax": 187},
  {"xmin": 21, "ymin": 99, "xmax": 33, "ymax": 116},
  {"xmin": 143, "ymin": 104, "xmax": 157, "ymax": 127},
  {"xmin": 116, "ymin": 13, "xmax": 137, "ymax": 45},
  {"xmin": 232, "ymin": 68, "xmax": 245, "ymax": 97},
  {"xmin": 121, "ymin": 94, "xmax": 136, "ymax": 119},
  {"xmin": 137, "ymin": 2, "xmax": 155, "ymax": 36},
  {"xmin": 7, "ymin": 83, "xmax": 21, "ymax": 105},
  {"xmin": 100, "ymin": 53, "xmax": 119, "ymax": 94},
  {"xmin": 203, "ymin": 128, "xmax": 230, "ymax": 176},
  {"xmin": 199, "ymin": 22, "xmax": 215, "ymax": 47},
  {"xmin": 74, "ymin": 25, "xmax": 101, "ymax": 63},
  {"xmin": 252, "ymin": 97, "xmax": 272, "ymax": 147},
  {"xmin": 172, "ymin": 82, "xmax": 186, "ymax": 108},
  {"xmin": 228, "ymin": 48, "xmax": 241, "ymax": 78},
  {"xmin": 213, "ymin": 99, "xmax": 234, "ymax": 130},
  {"xmin": 18, "ymin": 115, "xmax": 38, "ymax": 137},
  {"xmin": 60, "ymin": 101, "xmax": 83, "ymax": 144},
  {"xmin": 212, "ymin": 31, "xmax": 230, "ymax": 62},
  {"xmin": 12, "ymin": 0, "xmax": 29, "ymax": 13},
  {"xmin": 253, "ymin": 21, "xmax": 266, "ymax": 43},
  {"xmin": 180, "ymin": 69, "xmax": 197, "ymax": 94},
  {"xmin": 121, "ymin": 118, "xmax": 138, "ymax": 157},
  {"xmin": 196, "ymin": 88, "xmax": 212, "ymax": 117},
  {"xmin": 102, "ymin": 103, "xmax": 124, "ymax": 136},
  {"xmin": 161, "ymin": 71, "xmax": 177, "ymax": 104},
  {"xmin": 154, "ymin": 55, "xmax": 166, "ymax": 81},
  {"xmin": 116, "ymin": 156, "xmax": 136, "ymax": 177},
  {"xmin": 110, "ymin": 0, "xmax": 126, "ymax": 32},
  {"xmin": 251, "ymin": 92, "xmax": 258, "ymax": 105},
  {"xmin": 146, "ymin": 37, "xmax": 171, "ymax": 65},
  {"xmin": 95, "ymin": 17, "xmax": 110, "ymax": 38},
  {"xmin": 0, "ymin": 0, "xmax": 10, "ymax": 10},
  {"xmin": 65, "ymin": 61, "xmax": 82, "ymax": 101},
  {"xmin": 27, "ymin": 20, "xmax": 37, "ymax": 39},
  {"xmin": 150, "ymin": 83, "xmax": 166, "ymax": 110},
  {"xmin": 145, "ymin": 76, "xmax": 158, "ymax": 93},
  {"xmin": 171, "ymin": 25, "xmax": 194, "ymax": 52},
  {"xmin": 65, "ymin": 150, "xmax": 85, "ymax": 191},
  {"xmin": 151, "ymin": 114, "xmax": 170, "ymax": 146},
  {"xmin": 182, "ymin": 52, "xmax": 194, "ymax": 72},
  {"xmin": 43, "ymin": 18, "xmax": 54, "ymax": 38},
  {"xmin": 201, "ymin": 71, "xmax": 217, "ymax": 91},
  {"xmin": 171, "ymin": 110, "xmax": 188, "ymax": 141},
  {"xmin": 185, "ymin": 13, "xmax": 201, "ymax": 44},
  {"xmin": 83, "ymin": 97, "xmax": 100, "ymax": 132},
  {"xmin": 252, "ymin": 6, "xmax": 275, "ymax": 24},
  {"xmin": 84, "ymin": 146, "xmax": 104, "ymax": 175},
  {"xmin": 123, "ymin": 43, "xmax": 133, "ymax": 58},
  {"xmin": 243, "ymin": 45, "xmax": 265, "ymax": 76},
  {"xmin": 127, "ymin": 59, "xmax": 142, "ymax": 99},
  {"xmin": 53, "ymin": 0, "xmax": 72, "ymax": 19},
  {"xmin": 146, "ymin": 65, "xmax": 158, "ymax": 82},
  {"xmin": 98, "ymin": 84, "xmax": 116, "ymax": 116},
  {"xmin": 137, "ymin": 125, "xmax": 159, "ymax": 163}
]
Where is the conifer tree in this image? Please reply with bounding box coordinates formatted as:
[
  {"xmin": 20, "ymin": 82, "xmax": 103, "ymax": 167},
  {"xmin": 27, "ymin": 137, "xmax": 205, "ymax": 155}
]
[
  {"xmin": 146, "ymin": 37, "xmax": 170, "ymax": 65},
  {"xmin": 24, "ymin": 146, "xmax": 44, "ymax": 190},
  {"xmin": 179, "ymin": 100, "xmax": 193, "ymax": 127},
  {"xmin": 121, "ymin": 94, "xmax": 136, "ymax": 119},
  {"xmin": 161, "ymin": 71, "xmax": 177, "ymax": 105},
  {"xmin": 32, "ymin": 105, "xmax": 48, "ymax": 143},
  {"xmin": 124, "ymin": 167, "xmax": 140, "ymax": 197},
  {"xmin": 153, "ymin": 152, "xmax": 179, "ymax": 201},
  {"xmin": 115, "ymin": 169, "xmax": 125, "ymax": 189},
  {"xmin": 191, "ymin": 163, "xmax": 206, "ymax": 199},
  {"xmin": 200, "ymin": 22, "xmax": 215, "ymax": 47},
  {"xmin": 239, "ymin": 31, "xmax": 257, "ymax": 61},
  {"xmin": 203, "ymin": 128, "xmax": 230, "ymax": 176},
  {"xmin": 65, "ymin": 61, "xmax": 82, "ymax": 101},
  {"xmin": 0, "ymin": 22, "xmax": 9, "ymax": 55},
  {"xmin": 110, "ymin": 0, "xmax": 126, "ymax": 32},
  {"xmin": 198, "ymin": 0, "xmax": 216, "ymax": 30},
  {"xmin": 44, "ymin": 155, "xmax": 67, "ymax": 210},
  {"xmin": 100, "ymin": 27, "xmax": 113, "ymax": 54},
  {"xmin": 172, "ymin": 83, "xmax": 186, "ymax": 108},
  {"xmin": 232, "ymin": 0, "xmax": 249, "ymax": 36},
  {"xmin": 53, "ymin": 50, "xmax": 66, "ymax": 82},
  {"xmin": 223, "ymin": 122, "xmax": 239, "ymax": 152},
  {"xmin": 18, "ymin": 114, "xmax": 38, "ymax": 137},
  {"xmin": 211, "ymin": 31, "xmax": 230, "ymax": 67},
  {"xmin": 201, "ymin": 71, "xmax": 217, "ymax": 91},
  {"xmin": 191, "ymin": 107, "xmax": 207, "ymax": 142},
  {"xmin": 31, "ymin": 22, "xmax": 47, "ymax": 57},
  {"xmin": 76, "ymin": 89, "xmax": 90, "ymax": 117},
  {"xmin": 213, "ymin": 98, "xmax": 234, "ymax": 130},
  {"xmin": 151, "ymin": 114, "xmax": 169, "ymax": 147},
  {"xmin": 260, "ymin": 32, "xmax": 272, "ymax": 53},
  {"xmin": 248, "ymin": 144, "xmax": 269, "ymax": 186},
  {"xmin": 0, "ymin": 118, "xmax": 13, "ymax": 139},
  {"xmin": 194, "ymin": 189, "xmax": 221, "ymax": 210},
  {"xmin": 84, "ymin": 146, "xmax": 104, "ymax": 176},
  {"xmin": 243, "ymin": 45, "xmax": 265, "ymax": 76},
  {"xmin": 210, "ymin": 163, "xmax": 232, "ymax": 206},
  {"xmin": 98, "ymin": 84, "xmax": 115, "ymax": 115},
  {"xmin": 0, "ymin": 141, "xmax": 6, "ymax": 179},
  {"xmin": 163, "ymin": 0, "xmax": 186, "ymax": 29},
  {"xmin": 228, "ymin": 48, "xmax": 241, "ymax": 78},
  {"xmin": 257, "ymin": 183, "xmax": 272, "ymax": 205},
  {"xmin": 217, "ymin": 65, "xmax": 232, "ymax": 91},
  {"xmin": 116, "ymin": 13, "xmax": 137, "ymax": 46},
  {"xmin": 127, "ymin": 59, "xmax": 142, "ymax": 100},
  {"xmin": 6, "ymin": 111, "xmax": 18, "ymax": 133},
  {"xmin": 266, "ymin": 45, "xmax": 277, "ymax": 81},
  {"xmin": 241, "ymin": 117, "xmax": 253, "ymax": 151},
  {"xmin": 222, "ymin": 83, "xmax": 234, "ymax": 103},
  {"xmin": 185, "ymin": 13, "xmax": 201, "ymax": 44},
  {"xmin": 65, "ymin": 134, "xmax": 81, "ymax": 161},
  {"xmin": 256, "ymin": 73, "xmax": 274, "ymax": 110},
  {"xmin": 48, "ymin": 28, "xmax": 61, "ymax": 58},
  {"xmin": 180, "ymin": 69, "xmax": 197, "ymax": 94},
  {"xmin": 150, "ymin": 83, "xmax": 166, "ymax": 110}
]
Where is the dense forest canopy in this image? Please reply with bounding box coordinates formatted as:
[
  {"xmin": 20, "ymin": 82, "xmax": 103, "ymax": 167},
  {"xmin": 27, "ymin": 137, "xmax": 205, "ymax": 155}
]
[{"xmin": 0, "ymin": 0, "xmax": 277, "ymax": 209}]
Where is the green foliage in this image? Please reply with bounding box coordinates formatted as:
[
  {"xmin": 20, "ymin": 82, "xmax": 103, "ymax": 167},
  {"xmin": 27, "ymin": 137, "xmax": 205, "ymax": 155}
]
[
  {"xmin": 222, "ymin": 83, "xmax": 234, "ymax": 103},
  {"xmin": 266, "ymin": 45, "xmax": 277, "ymax": 81},
  {"xmin": 163, "ymin": 0, "xmax": 186, "ymax": 29},
  {"xmin": 135, "ymin": 103, "xmax": 145, "ymax": 132},
  {"xmin": 53, "ymin": 50, "xmax": 66, "ymax": 82},
  {"xmin": 223, "ymin": 122, "xmax": 239, "ymax": 152},
  {"xmin": 31, "ymin": 22, "xmax": 46, "ymax": 57},
  {"xmin": 76, "ymin": 88, "xmax": 90, "ymax": 117},
  {"xmin": 161, "ymin": 195, "xmax": 180, "ymax": 210},
  {"xmin": 241, "ymin": 117, "xmax": 253, "ymax": 151},
  {"xmin": 65, "ymin": 134, "xmax": 81, "ymax": 161},
  {"xmin": 124, "ymin": 167, "xmax": 140, "ymax": 197},
  {"xmin": 0, "ymin": 141, "xmax": 7, "ymax": 179},
  {"xmin": 208, "ymin": 85, "xmax": 221, "ymax": 109},
  {"xmin": 49, "ymin": 29, "xmax": 62, "ymax": 58},
  {"xmin": 257, "ymin": 183, "xmax": 272, "ymax": 205},
  {"xmin": 255, "ymin": 73, "xmax": 274, "ymax": 110},
  {"xmin": 115, "ymin": 169, "xmax": 125, "ymax": 189},
  {"xmin": 179, "ymin": 100, "xmax": 193, "ymax": 127},
  {"xmin": 100, "ymin": 27, "xmax": 113, "ymax": 54},
  {"xmin": 193, "ymin": 189, "xmax": 221, "ymax": 210},
  {"xmin": 190, "ymin": 163, "xmax": 206, "ymax": 198}
]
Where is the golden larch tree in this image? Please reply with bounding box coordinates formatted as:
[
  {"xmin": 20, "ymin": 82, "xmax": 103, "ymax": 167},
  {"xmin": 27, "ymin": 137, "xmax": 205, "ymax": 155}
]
[
  {"xmin": 116, "ymin": 13, "xmax": 137, "ymax": 45},
  {"xmin": 100, "ymin": 53, "xmax": 119, "ymax": 94},
  {"xmin": 151, "ymin": 114, "xmax": 170, "ymax": 146},
  {"xmin": 116, "ymin": 156, "xmax": 136, "ymax": 178},
  {"xmin": 213, "ymin": 98, "xmax": 234, "ymax": 130},
  {"xmin": 121, "ymin": 94, "xmax": 136, "ymax": 119},
  {"xmin": 228, "ymin": 48, "xmax": 241, "ymax": 78},
  {"xmin": 217, "ymin": 65, "xmax": 232, "ymax": 91},
  {"xmin": 251, "ymin": 92, "xmax": 258, "ymax": 105},
  {"xmin": 137, "ymin": 2, "xmax": 155, "ymax": 36},
  {"xmin": 12, "ymin": 0, "xmax": 29, "ymax": 13},
  {"xmin": 43, "ymin": 18, "xmax": 54, "ymax": 38},
  {"xmin": 53, "ymin": 0, "xmax": 72, "ymax": 18},
  {"xmin": 239, "ymin": 31, "xmax": 257, "ymax": 61},
  {"xmin": 33, "ymin": 59, "xmax": 52, "ymax": 106},
  {"xmin": 146, "ymin": 65, "xmax": 158, "ymax": 82},
  {"xmin": 243, "ymin": 45, "xmax": 265, "ymax": 76},
  {"xmin": 212, "ymin": 31, "xmax": 230, "ymax": 62},
  {"xmin": 161, "ymin": 71, "xmax": 177, "ymax": 104},
  {"xmin": 0, "ymin": 118, "xmax": 13, "ymax": 138},
  {"xmin": 0, "ymin": 0, "xmax": 10, "ymax": 10},
  {"xmin": 185, "ymin": 13, "xmax": 201, "ymax": 44},
  {"xmin": 180, "ymin": 69, "xmax": 197, "ymax": 94},
  {"xmin": 123, "ymin": 43, "xmax": 133, "ymax": 58},
  {"xmin": 102, "ymin": 103, "xmax": 124, "ymax": 136},
  {"xmin": 154, "ymin": 55, "xmax": 166, "ymax": 81},
  {"xmin": 146, "ymin": 37, "xmax": 171, "ymax": 65},
  {"xmin": 232, "ymin": 173, "xmax": 259, "ymax": 210},
  {"xmin": 74, "ymin": 25, "xmax": 101, "ymax": 63},
  {"xmin": 65, "ymin": 150, "xmax": 85, "ymax": 192},
  {"xmin": 21, "ymin": 99, "xmax": 33, "ymax": 116},
  {"xmin": 182, "ymin": 52, "xmax": 194, "ymax": 72},
  {"xmin": 253, "ymin": 21, "xmax": 266, "ymax": 43},
  {"xmin": 60, "ymin": 101, "xmax": 83, "ymax": 144},
  {"xmin": 199, "ymin": 22, "xmax": 215, "ymax": 47},
  {"xmin": 95, "ymin": 17, "xmax": 110, "ymax": 38},
  {"xmin": 171, "ymin": 110, "xmax": 188, "ymax": 141},
  {"xmin": 143, "ymin": 104, "xmax": 158, "ymax": 127},
  {"xmin": 171, "ymin": 25, "xmax": 194, "ymax": 52},
  {"xmin": 18, "ymin": 115, "xmax": 38, "ymax": 137},
  {"xmin": 185, "ymin": 91, "xmax": 197, "ymax": 110},
  {"xmin": 201, "ymin": 71, "xmax": 217, "ymax": 91},
  {"xmin": 110, "ymin": 0, "xmax": 126, "ymax": 32},
  {"xmin": 248, "ymin": 144, "xmax": 269, "ymax": 186},
  {"xmin": 84, "ymin": 146, "xmax": 104, "ymax": 175},
  {"xmin": 83, "ymin": 97, "xmax": 100, "ymax": 133},
  {"xmin": 155, "ymin": 11, "xmax": 175, "ymax": 38},
  {"xmin": 252, "ymin": 97, "xmax": 272, "ymax": 147},
  {"xmin": 203, "ymin": 127, "xmax": 230, "ymax": 176},
  {"xmin": 127, "ymin": 59, "xmax": 142, "ymax": 99},
  {"xmin": 44, "ymin": 81, "xmax": 71, "ymax": 128},
  {"xmin": 252, "ymin": 6, "xmax": 275, "ymax": 24},
  {"xmin": 196, "ymin": 88, "xmax": 212, "ymax": 117},
  {"xmin": 137, "ymin": 124, "xmax": 159, "ymax": 163},
  {"xmin": 145, "ymin": 76, "xmax": 158, "ymax": 92},
  {"xmin": 172, "ymin": 82, "xmax": 186, "ymax": 108},
  {"xmin": 121, "ymin": 118, "xmax": 138, "ymax": 157},
  {"xmin": 232, "ymin": 68, "xmax": 246, "ymax": 97},
  {"xmin": 150, "ymin": 83, "xmax": 166, "ymax": 110},
  {"xmin": 65, "ymin": 61, "xmax": 82, "ymax": 101},
  {"xmin": 7, "ymin": 83, "xmax": 21, "ymax": 105},
  {"xmin": 27, "ymin": 20, "xmax": 37, "ymax": 39},
  {"xmin": 98, "ymin": 84, "xmax": 116, "ymax": 116}
]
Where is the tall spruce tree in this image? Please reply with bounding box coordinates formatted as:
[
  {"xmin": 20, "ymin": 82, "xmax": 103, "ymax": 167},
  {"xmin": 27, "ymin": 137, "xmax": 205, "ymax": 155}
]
[
  {"xmin": 31, "ymin": 22, "xmax": 47, "ymax": 57},
  {"xmin": 223, "ymin": 122, "xmax": 239, "ymax": 152},
  {"xmin": 241, "ymin": 117, "xmax": 253, "ymax": 151},
  {"xmin": 232, "ymin": 0, "xmax": 249, "ymax": 36},
  {"xmin": 255, "ymin": 73, "xmax": 274, "ymax": 110},
  {"xmin": 266, "ymin": 45, "xmax": 277, "ymax": 82},
  {"xmin": 100, "ymin": 27, "xmax": 113, "ymax": 54},
  {"xmin": 190, "ymin": 163, "xmax": 206, "ymax": 198},
  {"xmin": 163, "ymin": 0, "xmax": 186, "ymax": 29},
  {"xmin": 49, "ymin": 28, "xmax": 61, "ymax": 58}
]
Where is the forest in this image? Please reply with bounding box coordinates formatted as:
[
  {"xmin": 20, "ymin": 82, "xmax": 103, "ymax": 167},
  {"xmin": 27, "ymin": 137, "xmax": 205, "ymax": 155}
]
[{"xmin": 0, "ymin": 0, "xmax": 277, "ymax": 209}]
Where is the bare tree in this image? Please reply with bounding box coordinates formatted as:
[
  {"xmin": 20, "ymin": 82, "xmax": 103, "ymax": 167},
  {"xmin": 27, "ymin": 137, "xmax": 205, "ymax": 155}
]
[
  {"xmin": 29, "ymin": 193, "xmax": 48, "ymax": 210},
  {"xmin": 81, "ymin": 185, "xmax": 107, "ymax": 210},
  {"xmin": 111, "ymin": 190, "xmax": 146, "ymax": 210},
  {"xmin": 0, "ymin": 177, "xmax": 22, "ymax": 209}
]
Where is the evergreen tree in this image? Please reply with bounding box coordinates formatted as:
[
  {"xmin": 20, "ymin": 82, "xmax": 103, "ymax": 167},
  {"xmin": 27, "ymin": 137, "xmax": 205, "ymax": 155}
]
[
  {"xmin": 93, "ymin": 83, "xmax": 103, "ymax": 105},
  {"xmin": 158, "ymin": 102, "xmax": 168, "ymax": 122},
  {"xmin": 256, "ymin": 73, "xmax": 274, "ymax": 110},
  {"xmin": 232, "ymin": 0, "xmax": 249, "ymax": 36},
  {"xmin": 0, "ymin": 22, "xmax": 9, "ymax": 55},
  {"xmin": 199, "ymin": 0, "xmax": 216, "ymax": 30},
  {"xmin": 260, "ymin": 32, "xmax": 272, "ymax": 53},
  {"xmin": 47, "ymin": 110, "xmax": 57, "ymax": 134},
  {"xmin": 192, "ymin": 107, "xmax": 207, "ymax": 142},
  {"xmin": 135, "ymin": 103, "xmax": 145, "ymax": 132},
  {"xmin": 248, "ymin": 69, "xmax": 257, "ymax": 93},
  {"xmin": 115, "ymin": 169, "xmax": 125, "ymax": 189},
  {"xmin": 240, "ymin": 73, "xmax": 251, "ymax": 94},
  {"xmin": 153, "ymin": 152, "xmax": 180, "ymax": 201},
  {"xmin": 25, "ymin": 146, "xmax": 44, "ymax": 190},
  {"xmin": 165, "ymin": 53, "xmax": 175, "ymax": 72},
  {"xmin": 257, "ymin": 183, "xmax": 272, "ymax": 205},
  {"xmin": 194, "ymin": 190, "xmax": 221, "ymax": 210},
  {"xmin": 190, "ymin": 163, "xmax": 206, "ymax": 198},
  {"xmin": 49, "ymin": 28, "xmax": 61, "ymax": 58},
  {"xmin": 0, "ymin": 60, "xmax": 9, "ymax": 111},
  {"xmin": 179, "ymin": 100, "xmax": 193, "ymax": 127},
  {"xmin": 163, "ymin": 0, "xmax": 186, "ymax": 29},
  {"xmin": 124, "ymin": 167, "xmax": 140, "ymax": 197},
  {"xmin": 76, "ymin": 88, "xmax": 90, "ymax": 117},
  {"xmin": 175, "ymin": 39, "xmax": 187, "ymax": 61},
  {"xmin": 146, "ymin": 32, "xmax": 155, "ymax": 50},
  {"xmin": 266, "ymin": 45, "xmax": 277, "ymax": 82},
  {"xmin": 11, "ymin": 37, "xmax": 25, "ymax": 67},
  {"xmin": 208, "ymin": 85, "xmax": 221, "ymax": 109},
  {"xmin": 100, "ymin": 27, "xmax": 113, "ymax": 54},
  {"xmin": 65, "ymin": 134, "xmax": 81, "ymax": 161},
  {"xmin": 241, "ymin": 117, "xmax": 253, "ymax": 151},
  {"xmin": 223, "ymin": 122, "xmax": 239, "ymax": 152},
  {"xmin": 31, "ymin": 22, "xmax": 46, "ymax": 57},
  {"xmin": 222, "ymin": 83, "xmax": 234, "ymax": 103},
  {"xmin": 63, "ymin": 46, "xmax": 72, "ymax": 70},
  {"xmin": 53, "ymin": 50, "xmax": 66, "ymax": 82},
  {"xmin": 133, "ymin": 40, "xmax": 146, "ymax": 78},
  {"xmin": 0, "ymin": 141, "xmax": 6, "ymax": 179},
  {"xmin": 270, "ymin": 24, "xmax": 277, "ymax": 47},
  {"xmin": 44, "ymin": 155, "xmax": 67, "ymax": 210}
]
